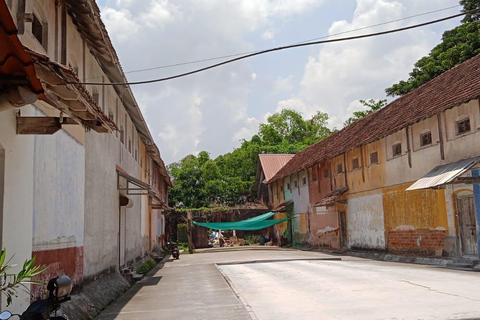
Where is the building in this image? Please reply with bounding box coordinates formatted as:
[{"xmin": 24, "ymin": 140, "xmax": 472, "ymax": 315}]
[
  {"xmin": 0, "ymin": 0, "xmax": 170, "ymax": 313},
  {"xmin": 267, "ymin": 53, "xmax": 480, "ymax": 260}
]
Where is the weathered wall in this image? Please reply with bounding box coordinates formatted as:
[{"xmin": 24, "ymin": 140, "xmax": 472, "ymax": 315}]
[
  {"xmin": 310, "ymin": 206, "xmax": 339, "ymax": 249},
  {"xmin": 347, "ymin": 192, "xmax": 385, "ymax": 250},
  {"xmin": 0, "ymin": 105, "xmax": 35, "ymax": 312},
  {"xmin": 84, "ymin": 132, "xmax": 142, "ymax": 277},
  {"xmin": 383, "ymin": 183, "xmax": 448, "ymax": 256},
  {"xmin": 291, "ymin": 170, "xmax": 310, "ymax": 244},
  {"xmin": 32, "ymin": 125, "xmax": 85, "ymax": 295}
]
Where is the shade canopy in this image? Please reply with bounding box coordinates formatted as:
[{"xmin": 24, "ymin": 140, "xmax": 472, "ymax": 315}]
[{"xmin": 192, "ymin": 211, "xmax": 289, "ymax": 231}]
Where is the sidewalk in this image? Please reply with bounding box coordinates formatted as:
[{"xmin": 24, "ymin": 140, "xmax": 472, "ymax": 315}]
[{"xmin": 95, "ymin": 247, "xmax": 339, "ymax": 320}]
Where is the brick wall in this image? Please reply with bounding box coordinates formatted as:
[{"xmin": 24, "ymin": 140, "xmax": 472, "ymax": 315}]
[{"xmin": 387, "ymin": 228, "xmax": 446, "ymax": 257}]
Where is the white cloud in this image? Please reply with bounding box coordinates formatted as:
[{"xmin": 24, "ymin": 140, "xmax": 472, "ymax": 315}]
[
  {"xmin": 102, "ymin": 7, "xmax": 139, "ymax": 42},
  {"xmin": 295, "ymin": 0, "xmax": 454, "ymax": 128},
  {"xmin": 272, "ymin": 76, "xmax": 293, "ymax": 95},
  {"xmin": 99, "ymin": 0, "xmax": 459, "ymax": 164},
  {"xmin": 262, "ymin": 29, "xmax": 275, "ymax": 40},
  {"xmin": 142, "ymin": 0, "xmax": 182, "ymax": 29}
]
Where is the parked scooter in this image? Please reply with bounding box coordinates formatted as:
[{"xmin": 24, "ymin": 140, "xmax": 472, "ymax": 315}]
[
  {"xmin": 0, "ymin": 275, "xmax": 73, "ymax": 320},
  {"xmin": 168, "ymin": 242, "xmax": 180, "ymax": 260}
]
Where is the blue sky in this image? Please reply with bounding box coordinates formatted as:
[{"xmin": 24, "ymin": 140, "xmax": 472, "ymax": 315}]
[{"xmin": 97, "ymin": 0, "xmax": 461, "ymax": 165}]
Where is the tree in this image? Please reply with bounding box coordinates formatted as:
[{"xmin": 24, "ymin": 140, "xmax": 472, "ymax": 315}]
[
  {"xmin": 343, "ymin": 99, "xmax": 387, "ymax": 127},
  {"xmin": 167, "ymin": 109, "xmax": 333, "ymax": 208},
  {"xmin": 385, "ymin": 1, "xmax": 480, "ymax": 97}
]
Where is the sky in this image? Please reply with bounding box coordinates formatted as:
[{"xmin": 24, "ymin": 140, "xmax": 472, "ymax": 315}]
[{"xmin": 97, "ymin": 0, "xmax": 462, "ymax": 165}]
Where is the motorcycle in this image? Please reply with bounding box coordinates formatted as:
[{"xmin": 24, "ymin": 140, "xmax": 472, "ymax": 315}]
[
  {"xmin": 168, "ymin": 242, "xmax": 180, "ymax": 260},
  {"xmin": 0, "ymin": 275, "xmax": 73, "ymax": 320}
]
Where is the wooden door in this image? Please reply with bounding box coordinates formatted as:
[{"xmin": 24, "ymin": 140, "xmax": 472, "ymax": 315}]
[
  {"xmin": 457, "ymin": 195, "xmax": 478, "ymax": 256},
  {"xmin": 339, "ymin": 211, "xmax": 348, "ymax": 248}
]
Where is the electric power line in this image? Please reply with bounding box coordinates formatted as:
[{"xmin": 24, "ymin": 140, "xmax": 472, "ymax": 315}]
[
  {"xmin": 122, "ymin": 4, "xmax": 461, "ymax": 75},
  {"xmin": 70, "ymin": 8, "xmax": 477, "ymax": 87}
]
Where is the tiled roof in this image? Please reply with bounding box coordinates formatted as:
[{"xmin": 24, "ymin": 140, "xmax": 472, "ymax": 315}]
[
  {"xmin": 0, "ymin": 1, "xmax": 43, "ymax": 97},
  {"xmin": 314, "ymin": 187, "xmax": 348, "ymax": 207},
  {"xmin": 259, "ymin": 154, "xmax": 294, "ymax": 182},
  {"xmin": 268, "ymin": 53, "xmax": 480, "ymax": 183}
]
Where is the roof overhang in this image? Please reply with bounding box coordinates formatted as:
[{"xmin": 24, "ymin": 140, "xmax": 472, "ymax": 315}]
[
  {"xmin": 272, "ymin": 200, "xmax": 293, "ymax": 212},
  {"xmin": 406, "ymin": 156, "xmax": 480, "ymax": 191},
  {"xmin": 117, "ymin": 167, "xmax": 151, "ymax": 195},
  {"xmin": 314, "ymin": 187, "xmax": 349, "ymax": 207}
]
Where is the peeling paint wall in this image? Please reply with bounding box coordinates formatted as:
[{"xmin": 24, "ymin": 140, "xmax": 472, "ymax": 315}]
[
  {"xmin": 84, "ymin": 132, "xmax": 142, "ymax": 277},
  {"xmin": 347, "ymin": 192, "xmax": 385, "ymax": 250},
  {"xmin": 291, "ymin": 170, "xmax": 310, "ymax": 244},
  {"xmin": 310, "ymin": 206, "xmax": 339, "ymax": 248},
  {"xmin": 32, "ymin": 127, "xmax": 85, "ymax": 291}
]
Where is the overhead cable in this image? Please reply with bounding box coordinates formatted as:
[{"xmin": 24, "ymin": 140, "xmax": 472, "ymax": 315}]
[{"xmin": 69, "ymin": 8, "xmax": 478, "ymax": 86}]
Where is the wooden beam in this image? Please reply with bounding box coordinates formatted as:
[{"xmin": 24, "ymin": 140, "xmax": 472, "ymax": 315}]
[
  {"xmin": 17, "ymin": 116, "xmax": 78, "ymax": 135},
  {"xmin": 451, "ymin": 177, "xmax": 480, "ymax": 184}
]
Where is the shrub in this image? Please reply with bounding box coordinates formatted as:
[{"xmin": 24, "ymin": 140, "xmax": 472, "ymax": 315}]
[{"xmin": 137, "ymin": 259, "xmax": 156, "ymax": 276}]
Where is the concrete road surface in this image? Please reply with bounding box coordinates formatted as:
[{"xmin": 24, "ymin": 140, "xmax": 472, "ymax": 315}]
[
  {"xmin": 96, "ymin": 247, "xmax": 480, "ymax": 320},
  {"xmin": 220, "ymin": 258, "xmax": 480, "ymax": 320}
]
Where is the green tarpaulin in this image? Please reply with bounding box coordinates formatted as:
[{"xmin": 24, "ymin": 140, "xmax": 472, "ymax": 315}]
[{"xmin": 192, "ymin": 211, "xmax": 289, "ymax": 231}]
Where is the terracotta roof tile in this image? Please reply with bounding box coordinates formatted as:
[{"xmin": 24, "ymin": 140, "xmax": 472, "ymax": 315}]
[{"xmin": 269, "ymin": 53, "xmax": 480, "ymax": 183}]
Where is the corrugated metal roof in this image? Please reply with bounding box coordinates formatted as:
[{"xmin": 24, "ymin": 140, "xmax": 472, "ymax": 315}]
[
  {"xmin": 268, "ymin": 53, "xmax": 480, "ymax": 184},
  {"xmin": 406, "ymin": 157, "xmax": 480, "ymax": 191},
  {"xmin": 259, "ymin": 154, "xmax": 294, "ymax": 182}
]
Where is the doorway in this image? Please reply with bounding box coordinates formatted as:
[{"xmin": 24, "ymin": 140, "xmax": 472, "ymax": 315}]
[
  {"xmin": 456, "ymin": 195, "xmax": 478, "ymax": 256},
  {"xmin": 339, "ymin": 211, "xmax": 348, "ymax": 248},
  {"xmin": 119, "ymin": 206, "xmax": 126, "ymax": 267}
]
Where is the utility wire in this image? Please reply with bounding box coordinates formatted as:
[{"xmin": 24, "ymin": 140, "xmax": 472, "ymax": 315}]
[
  {"xmin": 70, "ymin": 8, "xmax": 476, "ymax": 86},
  {"xmin": 122, "ymin": 4, "xmax": 461, "ymax": 75}
]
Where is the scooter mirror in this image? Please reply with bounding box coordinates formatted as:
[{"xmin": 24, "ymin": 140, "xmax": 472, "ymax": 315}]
[{"xmin": 0, "ymin": 311, "xmax": 12, "ymax": 320}]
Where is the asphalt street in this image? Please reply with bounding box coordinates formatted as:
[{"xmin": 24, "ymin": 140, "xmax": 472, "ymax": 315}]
[{"xmin": 96, "ymin": 247, "xmax": 480, "ymax": 320}]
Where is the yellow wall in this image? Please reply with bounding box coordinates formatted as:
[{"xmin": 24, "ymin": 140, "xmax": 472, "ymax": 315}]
[{"xmin": 382, "ymin": 183, "xmax": 448, "ymax": 232}]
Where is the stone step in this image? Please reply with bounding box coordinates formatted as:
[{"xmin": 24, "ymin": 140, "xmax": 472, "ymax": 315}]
[{"xmin": 132, "ymin": 273, "xmax": 144, "ymax": 282}]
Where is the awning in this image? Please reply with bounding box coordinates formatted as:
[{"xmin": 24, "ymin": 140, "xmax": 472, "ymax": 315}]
[
  {"xmin": 272, "ymin": 200, "xmax": 293, "ymax": 212},
  {"xmin": 406, "ymin": 156, "xmax": 480, "ymax": 191},
  {"xmin": 193, "ymin": 218, "xmax": 290, "ymax": 231},
  {"xmin": 117, "ymin": 167, "xmax": 151, "ymax": 195},
  {"xmin": 192, "ymin": 211, "xmax": 285, "ymax": 231},
  {"xmin": 314, "ymin": 187, "xmax": 348, "ymax": 207}
]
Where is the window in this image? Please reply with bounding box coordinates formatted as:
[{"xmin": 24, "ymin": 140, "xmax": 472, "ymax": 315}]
[
  {"xmin": 92, "ymin": 87, "xmax": 99, "ymax": 106},
  {"xmin": 120, "ymin": 126, "xmax": 124, "ymax": 144},
  {"xmin": 323, "ymin": 169, "xmax": 329, "ymax": 179},
  {"xmin": 302, "ymin": 176, "xmax": 307, "ymax": 185},
  {"xmin": 337, "ymin": 164, "xmax": 343, "ymax": 174},
  {"xmin": 352, "ymin": 158, "xmax": 359, "ymax": 170},
  {"xmin": 293, "ymin": 180, "xmax": 298, "ymax": 188},
  {"xmin": 392, "ymin": 143, "xmax": 402, "ymax": 157},
  {"xmin": 457, "ymin": 118, "xmax": 471, "ymax": 135},
  {"xmin": 108, "ymin": 108, "xmax": 114, "ymax": 121},
  {"xmin": 287, "ymin": 183, "xmax": 290, "ymax": 190},
  {"xmin": 370, "ymin": 152, "xmax": 378, "ymax": 165},
  {"xmin": 420, "ymin": 132, "xmax": 432, "ymax": 147},
  {"xmin": 32, "ymin": 14, "xmax": 43, "ymax": 46}
]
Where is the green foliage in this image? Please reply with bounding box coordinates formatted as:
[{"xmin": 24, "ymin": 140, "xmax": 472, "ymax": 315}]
[
  {"xmin": 386, "ymin": 1, "xmax": 480, "ymax": 97},
  {"xmin": 137, "ymin": 259, "xmax": 156, "ymax": 276},
  {"xmin": 460, "ymin": 0, "xmax": 480, "ymax": 23},
  {"xmin": 0, "ymin": 249, "xmax": 47, "ymax": 306},
  {"xmin": 343, "ymin": 99, "xmax": 387, "ymax": 127},
  {"xmin": 168, "ymin": 109, "xmax": 332, "ymax": 209},
  {"xmin": 244, "ymin": 234, "xmax": 260, "ymax": 245}
]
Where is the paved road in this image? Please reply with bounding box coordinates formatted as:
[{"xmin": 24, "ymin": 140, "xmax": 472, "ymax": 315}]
[
  {"xmin": 220, "ymin": 258, "xmax": 480, "ymax": 320},
  {"xmin": 96, "ymin": 247, "xmax": 480, "ymax": 320}
]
